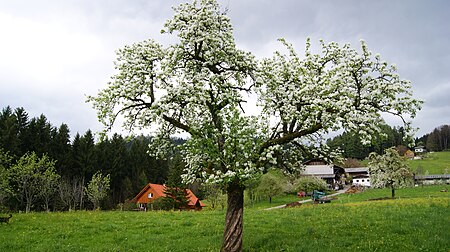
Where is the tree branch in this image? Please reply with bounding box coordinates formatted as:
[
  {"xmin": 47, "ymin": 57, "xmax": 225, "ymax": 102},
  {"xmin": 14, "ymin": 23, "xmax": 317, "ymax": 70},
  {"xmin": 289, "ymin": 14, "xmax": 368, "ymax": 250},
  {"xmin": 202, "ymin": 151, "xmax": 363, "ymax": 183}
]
[
  {"xmin": 259, "ymin": 123, "xmax": 323, "ymax": 154},
  {"xmin": 161, "ymin": 114, "xmax": 194, "ymax": 135}
]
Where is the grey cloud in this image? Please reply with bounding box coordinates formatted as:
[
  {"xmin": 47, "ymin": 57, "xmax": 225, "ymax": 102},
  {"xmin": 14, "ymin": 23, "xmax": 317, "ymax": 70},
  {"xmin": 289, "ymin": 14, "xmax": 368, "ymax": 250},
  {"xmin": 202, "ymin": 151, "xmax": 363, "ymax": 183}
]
[{"xmin": 1, "ymin": 0, "xmax": 448, "ymax": 138}]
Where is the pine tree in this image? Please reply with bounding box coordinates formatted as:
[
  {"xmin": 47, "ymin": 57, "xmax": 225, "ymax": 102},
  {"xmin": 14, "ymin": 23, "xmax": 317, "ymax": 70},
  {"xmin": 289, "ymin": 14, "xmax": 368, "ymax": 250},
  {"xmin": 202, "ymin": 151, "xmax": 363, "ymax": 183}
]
[
  {"xmin": 0, "ymin": 106, "xmax": 20, "ymax": 157},
  {"xmin": 52, "ymin": 124, "xmax": 72, "ymax": 176},
  {"xmin": 162, "ymin": 153, "xmax": 189, "ymax": 210}
]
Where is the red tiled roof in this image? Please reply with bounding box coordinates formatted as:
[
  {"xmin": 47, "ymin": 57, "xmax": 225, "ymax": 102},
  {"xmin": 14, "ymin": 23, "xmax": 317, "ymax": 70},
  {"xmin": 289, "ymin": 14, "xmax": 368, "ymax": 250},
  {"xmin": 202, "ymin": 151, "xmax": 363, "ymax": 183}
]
[
  {"xmin": 185, "ymin": 188, "xmax": 205, "ymax": 207},
  {"xmin": 131, "ymin": 183, "xmax": 205, "ymax": 207}
]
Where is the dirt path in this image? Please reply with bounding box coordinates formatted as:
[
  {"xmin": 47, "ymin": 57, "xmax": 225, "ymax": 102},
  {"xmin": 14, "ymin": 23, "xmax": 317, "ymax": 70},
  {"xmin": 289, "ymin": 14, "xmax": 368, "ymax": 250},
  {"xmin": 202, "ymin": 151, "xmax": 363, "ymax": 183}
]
[{"xmin": 263, "ymin": 188, "xmax": 348, "ymax": 211}]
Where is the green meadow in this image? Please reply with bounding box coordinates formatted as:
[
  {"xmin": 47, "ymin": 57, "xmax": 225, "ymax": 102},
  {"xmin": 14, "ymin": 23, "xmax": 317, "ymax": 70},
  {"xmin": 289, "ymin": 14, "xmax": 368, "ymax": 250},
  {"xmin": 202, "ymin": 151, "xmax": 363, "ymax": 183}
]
[
  {"xmin": 1, "ymin": 185, "xmax": 449, "ymax": 251},
  {"xmin": 408, "ymin": 151, "xmax": 450, "ymax": 174},
  {"xmin": 334, "ymin": 183, "xmax": 449, "ymax": 203}
]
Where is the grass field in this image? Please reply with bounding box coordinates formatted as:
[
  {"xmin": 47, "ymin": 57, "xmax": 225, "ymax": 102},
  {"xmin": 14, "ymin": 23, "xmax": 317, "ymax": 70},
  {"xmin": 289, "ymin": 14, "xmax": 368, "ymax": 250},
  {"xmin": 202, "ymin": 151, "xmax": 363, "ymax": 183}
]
[
  {"xmin": 408, "ymin": 151, "xmax": 450, "ymax": 174},
  {"xmin": 334, "ymin": 184, "xmax": 449, "ymax": 204},
  {"xmin": 1, "ymin": 185, "xmax": 448, "ymax": 251}
]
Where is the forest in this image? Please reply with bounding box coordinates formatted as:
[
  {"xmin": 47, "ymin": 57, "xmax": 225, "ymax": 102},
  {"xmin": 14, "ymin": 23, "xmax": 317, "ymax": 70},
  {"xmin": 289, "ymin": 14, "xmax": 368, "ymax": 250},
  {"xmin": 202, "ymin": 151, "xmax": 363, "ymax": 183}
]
[
  {"xmin": 0, "ymin": 106, "xmax": 185, "ymax": 212},
  {"xmin": 326, "ymin": 124, "xmax": 450, "ymax": 159},
  {"xmin": 0, "ymin": 105, "xmax": 448, "ymax": 212}
]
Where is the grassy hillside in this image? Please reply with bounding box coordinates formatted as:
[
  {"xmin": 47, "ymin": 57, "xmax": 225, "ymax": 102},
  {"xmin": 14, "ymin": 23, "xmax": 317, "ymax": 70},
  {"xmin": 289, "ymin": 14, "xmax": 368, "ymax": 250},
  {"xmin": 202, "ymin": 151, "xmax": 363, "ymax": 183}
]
[
  {"xmin": 0, "ymin": 186, "xmax": 448, "ymax": 251},
  {"xmin": 408, "ymin": 151, "xmax": 450, "ymax": 174},
  {"xmin": 333, "ymin": 184, "xmax": 449, "ymax": 203}
]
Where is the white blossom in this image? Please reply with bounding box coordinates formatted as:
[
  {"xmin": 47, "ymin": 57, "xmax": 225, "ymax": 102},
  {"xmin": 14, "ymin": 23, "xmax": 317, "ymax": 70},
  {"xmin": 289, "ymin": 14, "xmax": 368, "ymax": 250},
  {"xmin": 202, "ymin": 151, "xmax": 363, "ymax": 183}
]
[{"xmin": 88, "ymin": 0, "xmax": 422, "ymax": 190}]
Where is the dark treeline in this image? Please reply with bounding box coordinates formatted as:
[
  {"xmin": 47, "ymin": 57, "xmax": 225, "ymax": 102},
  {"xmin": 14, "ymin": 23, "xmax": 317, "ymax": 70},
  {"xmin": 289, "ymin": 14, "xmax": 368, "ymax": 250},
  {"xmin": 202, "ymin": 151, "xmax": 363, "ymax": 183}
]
[
  {"xmin": 2, "ymin": 105, "xmax": 447, "ymax": 211},
  {"xmin": 415, "ymin": 125, "xmax": 450, "ymax": 152},
  {"xmin": 327, "ymin": 123, "xmax": 450, "ymax": 160},
  {"xmin": 326, "ymin": 124, "xmax": 408, "ymax": 160},
  {"xmin": 0, "ymin": 106, "xmax": 182, "ymax": 211}
]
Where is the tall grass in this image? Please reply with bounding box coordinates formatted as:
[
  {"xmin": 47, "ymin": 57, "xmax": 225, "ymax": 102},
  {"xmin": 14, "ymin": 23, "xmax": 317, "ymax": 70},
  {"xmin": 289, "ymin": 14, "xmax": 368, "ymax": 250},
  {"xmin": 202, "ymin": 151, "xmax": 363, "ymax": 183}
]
[
  {"xmin": 1, "ymin": 186, "xmax": 448, "ymax": 251},
  {"xmin": 245, "ymin": 198, "xmax": 449, "ymax": 251},
  {"xmin": 0, "ymin": 211, "xmax": 224, "ymax": 251}
]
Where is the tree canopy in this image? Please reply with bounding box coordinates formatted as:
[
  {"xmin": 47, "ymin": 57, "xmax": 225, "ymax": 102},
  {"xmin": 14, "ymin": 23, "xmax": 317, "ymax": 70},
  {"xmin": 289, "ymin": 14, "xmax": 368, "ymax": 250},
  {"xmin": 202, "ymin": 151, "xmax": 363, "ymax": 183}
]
[
  {"xmin": 0, "ymin": 106, "xmax": 175, "ymax": 212},
  {"xmin": 8, "ymin": 152, "xmax": 58, "ymax": 213},
  {"xmin": 88, "ymin": 0, "xmax": 421, "ymax": 189},
  {"xmin": 419, "ymin": 125, "xmax": 450, "ymax": 151},
  {"xmin": 85, "ymin": 171, "xmax": 111, "ymax": 210},
  {"xmin": 327, "ymin": 124, "xmax": 409, "ymax": 159},
  {"xmin": 256, "ymin": 170, "xmax": 285, "ymax": 203},
  {"xmin": 368, "ymin": 147, "xmax": 413, "ymax": 198},
  {"xmin": 88, "ymin": 0, "xmax": 422, "ymax": 250}
]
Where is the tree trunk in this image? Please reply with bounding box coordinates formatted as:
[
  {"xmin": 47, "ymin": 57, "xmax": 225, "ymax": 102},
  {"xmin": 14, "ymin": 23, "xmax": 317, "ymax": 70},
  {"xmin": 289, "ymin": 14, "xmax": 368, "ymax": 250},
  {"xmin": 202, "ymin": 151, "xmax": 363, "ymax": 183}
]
[
  {"xmin": 26, "ymin": 199, "xmax": 31, "ymax": 213},
  {"xmin": 25, "ymin": 189, "xmax": 32, "ymax": 213},
  {"xmin": 80, "ymin": 177, "xmax": 84, "ymax": 210},
  {"xmin": 221, "ymin": 183, "xmax": 244, "ymax": 252},
  {"xmin": 391, "ymin": 187, "xmax": 395, "ymax": 199},
  {"xmin": 44, "ymin": 200, "xmax": 50, "ymax": 212}
]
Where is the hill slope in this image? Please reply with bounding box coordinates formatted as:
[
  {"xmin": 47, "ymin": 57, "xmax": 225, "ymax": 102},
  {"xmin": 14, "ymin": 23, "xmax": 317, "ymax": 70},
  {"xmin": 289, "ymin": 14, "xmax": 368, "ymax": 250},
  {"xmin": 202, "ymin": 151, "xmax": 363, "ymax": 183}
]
[{"xmin": 408, "ymin": 151, "xmax": 450, "ymax": 174}]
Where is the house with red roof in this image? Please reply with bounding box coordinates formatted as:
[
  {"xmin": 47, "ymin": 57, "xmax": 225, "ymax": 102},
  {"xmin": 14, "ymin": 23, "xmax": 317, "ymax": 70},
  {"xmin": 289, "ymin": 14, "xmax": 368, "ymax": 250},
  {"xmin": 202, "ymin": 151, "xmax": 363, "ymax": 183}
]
[{"xmin": 131, "ymin": 183, "xmax": 205, "ymax": 210}]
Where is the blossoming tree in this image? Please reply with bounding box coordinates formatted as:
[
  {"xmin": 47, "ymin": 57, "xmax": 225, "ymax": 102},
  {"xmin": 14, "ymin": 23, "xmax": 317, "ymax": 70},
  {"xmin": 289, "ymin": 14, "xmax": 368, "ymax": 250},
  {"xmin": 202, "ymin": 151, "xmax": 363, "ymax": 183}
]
[
  {"xmin": 88, "ymin": 0, "xmax": 422, "ymax": 251},
  {"xmin": 368, "ymin": 147, "xmax": 413, "ymax": 198}
]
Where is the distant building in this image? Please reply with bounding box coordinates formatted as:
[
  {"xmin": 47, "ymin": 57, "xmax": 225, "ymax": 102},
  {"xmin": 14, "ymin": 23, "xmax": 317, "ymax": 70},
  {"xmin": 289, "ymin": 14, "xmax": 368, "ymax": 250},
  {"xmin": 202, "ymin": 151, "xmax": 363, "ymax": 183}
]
[
  {"xmin": 131, "ymin": 183, "xmax": 205, "ymax": 210},
  {"xmin": 414, "ymin": 146, "xmax": 426, "ymax": 153},
  {"xmin": 344, "ymin": 167, "xmax": 371, "ymax": 187},
  {"xmin": 301, "ymin": 159, "xmax": 345, "ymax": 189}
]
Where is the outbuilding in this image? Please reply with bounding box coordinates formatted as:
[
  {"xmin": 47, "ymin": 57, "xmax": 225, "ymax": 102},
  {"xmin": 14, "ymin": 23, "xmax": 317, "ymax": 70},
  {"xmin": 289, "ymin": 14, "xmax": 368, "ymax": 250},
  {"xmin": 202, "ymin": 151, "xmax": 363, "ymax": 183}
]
[
  {"xmin": 301, "ymin": 159, "xmax": 346, "ymax": 189},
  {"xmin": 344, "ymin": 167, "xmax": 371, "ymax": 187}
]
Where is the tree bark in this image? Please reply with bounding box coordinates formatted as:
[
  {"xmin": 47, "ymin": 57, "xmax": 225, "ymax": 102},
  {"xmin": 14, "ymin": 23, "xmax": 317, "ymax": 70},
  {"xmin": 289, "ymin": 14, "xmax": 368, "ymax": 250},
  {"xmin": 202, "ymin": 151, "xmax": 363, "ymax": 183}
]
[
  {"xmin": 391, "ymin": 187, "xmax": 395, "ymax": 199},
  {"xmin": 26, "ymin": 198, "xmax": 31, "ymax": 213},
  {"xmin": 221, "ymin": 183, "xmax": 244, "ymax": 252},
  {"xmin": 80, "ymin": 177, "xmax": 84, "ymax": 210}
]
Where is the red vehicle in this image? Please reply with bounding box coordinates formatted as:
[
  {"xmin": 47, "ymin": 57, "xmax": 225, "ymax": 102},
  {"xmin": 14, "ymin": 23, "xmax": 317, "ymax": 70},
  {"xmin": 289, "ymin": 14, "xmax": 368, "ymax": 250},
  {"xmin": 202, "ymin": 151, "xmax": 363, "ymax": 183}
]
[{"xmin": 297, "ymin": 191, "xmax": 306, "ymax": 198}]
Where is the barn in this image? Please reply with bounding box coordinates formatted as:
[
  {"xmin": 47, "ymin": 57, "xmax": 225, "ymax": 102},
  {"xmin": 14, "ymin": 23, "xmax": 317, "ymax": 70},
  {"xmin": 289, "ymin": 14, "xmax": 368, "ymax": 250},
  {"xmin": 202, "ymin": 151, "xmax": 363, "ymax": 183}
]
[{"xmin": 301, "ymin": 159, "xmax": 346, "ymax": 189}]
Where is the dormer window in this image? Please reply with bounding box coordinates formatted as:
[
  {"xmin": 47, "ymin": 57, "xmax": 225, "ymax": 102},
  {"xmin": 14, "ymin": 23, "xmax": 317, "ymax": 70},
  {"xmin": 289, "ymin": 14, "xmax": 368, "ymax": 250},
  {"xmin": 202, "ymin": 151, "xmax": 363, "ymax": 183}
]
[{"xmin": 148, "ymin": 193, "xmax": 153, "ymax": 198}]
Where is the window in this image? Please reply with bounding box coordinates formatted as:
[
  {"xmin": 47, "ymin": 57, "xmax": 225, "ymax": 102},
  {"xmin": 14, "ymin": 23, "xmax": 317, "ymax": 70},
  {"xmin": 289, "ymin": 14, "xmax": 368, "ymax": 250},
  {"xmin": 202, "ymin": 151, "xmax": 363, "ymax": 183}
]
[
  {"xmin": 148, "ymin": 193, "xmax": 153, "ymax": 199},
  {"xmin": 356, "ymin": 180, "xmax": 359, "ymax": 182},
  {"xmin": 362, "ymin": 179, "xmax": 365, "ymax": 182},
  {"xmin": 367, "ymin": 179, "xmax": 370, "ymax": 182}
]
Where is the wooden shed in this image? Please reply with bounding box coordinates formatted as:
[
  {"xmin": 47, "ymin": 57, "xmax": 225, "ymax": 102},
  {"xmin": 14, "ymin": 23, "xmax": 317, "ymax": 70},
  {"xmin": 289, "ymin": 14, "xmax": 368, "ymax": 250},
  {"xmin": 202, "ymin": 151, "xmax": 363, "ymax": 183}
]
[
  {"xmin": 301, "ymin": 159, "xmax": 346, "ymax": 189},
  {"xmin": 131, "ymin": 183, "xmax": 205, "ymax": 210}
]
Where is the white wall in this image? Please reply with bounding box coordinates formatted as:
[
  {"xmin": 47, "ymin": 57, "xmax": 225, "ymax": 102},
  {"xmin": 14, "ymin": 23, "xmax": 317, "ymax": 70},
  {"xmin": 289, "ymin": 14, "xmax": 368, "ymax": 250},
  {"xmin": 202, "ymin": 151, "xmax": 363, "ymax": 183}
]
[{"xmin": 353, "ymin": 178, "xmax": 371, "ymax": 187}]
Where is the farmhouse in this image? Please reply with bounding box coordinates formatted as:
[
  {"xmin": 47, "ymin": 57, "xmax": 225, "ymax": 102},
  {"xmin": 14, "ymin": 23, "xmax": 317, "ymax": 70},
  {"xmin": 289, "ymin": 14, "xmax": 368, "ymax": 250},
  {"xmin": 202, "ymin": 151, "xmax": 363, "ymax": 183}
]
[
  {"xmin": 301, "ymin": 160, "xmax": 345, "ymax": 189},
  {"xmin": 414, "ymin": 146, "xmax": 426, "ymax": 154},
  {"xmin": 344, "ymin": 167, "xmax": 371, "ymax": 187},
  {"xmin": 131, "ymin": 183, "xmax": 205, "ymax": 210}
]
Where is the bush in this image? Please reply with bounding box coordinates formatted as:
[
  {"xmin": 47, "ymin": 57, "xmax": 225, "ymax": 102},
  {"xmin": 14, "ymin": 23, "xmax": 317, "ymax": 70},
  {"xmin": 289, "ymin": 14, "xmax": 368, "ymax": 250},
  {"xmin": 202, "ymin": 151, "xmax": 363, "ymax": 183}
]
[
  {"xmin": 256, "ymin": 171, "xmax": 285, "ymax": 203},
  {"xmin": 117, "ymin": 200, "xmax": 137, "ymax": 211},
  {"xmin": 151, "ymin": 198, "xmax": 174, "ymax": 211},
  {"xmin": 294, "ymin": 176, "xmax": 328, "ymax": 193}
]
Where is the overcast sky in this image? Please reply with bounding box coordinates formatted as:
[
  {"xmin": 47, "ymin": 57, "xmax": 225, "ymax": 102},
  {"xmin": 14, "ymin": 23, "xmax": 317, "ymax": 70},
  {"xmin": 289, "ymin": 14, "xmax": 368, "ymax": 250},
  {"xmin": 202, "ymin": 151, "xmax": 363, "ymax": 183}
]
[{"xmin": 1, "ymin": 0, "xmax": 449, "ymax": 139}]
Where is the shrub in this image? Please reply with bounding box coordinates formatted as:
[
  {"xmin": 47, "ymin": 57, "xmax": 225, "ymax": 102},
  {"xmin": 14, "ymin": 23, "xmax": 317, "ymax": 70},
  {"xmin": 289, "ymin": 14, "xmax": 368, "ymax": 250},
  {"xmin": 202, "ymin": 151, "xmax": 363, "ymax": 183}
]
[
  {"xmin": 117, "ymin": 200, "xmax": 137, "ymax": 211},
  {"xmin": 294, "ymin": 176, "xmax": 328, "ymax": 193},
  {"xmin": 256, "ymin": 172, "xmax": 285, "ymax": 203},
  {"xmin": 151, "ymin": 198, "xmax": 174, "ymax": 211}
]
